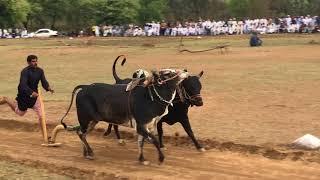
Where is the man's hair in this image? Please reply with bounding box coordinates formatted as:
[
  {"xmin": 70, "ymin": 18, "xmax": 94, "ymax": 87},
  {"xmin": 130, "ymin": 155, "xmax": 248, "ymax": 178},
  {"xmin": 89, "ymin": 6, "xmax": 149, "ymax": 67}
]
[{"xmin": 27, "ymin": 55, "xmax": 38, "ymax": 62}]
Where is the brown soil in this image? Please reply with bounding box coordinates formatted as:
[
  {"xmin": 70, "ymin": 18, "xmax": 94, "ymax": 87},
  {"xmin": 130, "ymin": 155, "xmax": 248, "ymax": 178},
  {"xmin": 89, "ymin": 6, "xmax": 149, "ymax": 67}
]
[
  {"xmin": 1, "ymin": 38, "xmax": 320, "ymax": 179},
  {"xmin": 0, "ymin": 114, "xmax": 320, "ymax": 179}
]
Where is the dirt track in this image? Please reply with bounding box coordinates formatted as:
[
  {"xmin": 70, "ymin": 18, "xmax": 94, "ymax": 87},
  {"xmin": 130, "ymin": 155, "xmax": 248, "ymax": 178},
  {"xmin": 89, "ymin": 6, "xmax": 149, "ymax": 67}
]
[
  {"xmin": 0, "ymin": 117, "xmax": 319, "ymax": 180},
  {"xmin": 1, "ymin": 36, "xmax": 320, "ymax": 179}
]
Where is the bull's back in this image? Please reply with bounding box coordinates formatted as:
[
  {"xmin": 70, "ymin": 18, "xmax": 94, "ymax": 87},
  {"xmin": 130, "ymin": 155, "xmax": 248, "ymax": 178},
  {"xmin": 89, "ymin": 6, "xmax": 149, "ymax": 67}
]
[{"xmin": 76, "ymin": 83, "xmax": 131, "ymax": 124}]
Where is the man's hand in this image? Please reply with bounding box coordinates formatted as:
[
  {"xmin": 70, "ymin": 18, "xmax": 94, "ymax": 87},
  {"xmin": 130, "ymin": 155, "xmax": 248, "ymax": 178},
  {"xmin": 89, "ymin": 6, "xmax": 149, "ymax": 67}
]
[
  {"xmin": 48, "ymin": 87, "xmax": 55, "ymax": 94},
  {"xmin": 31, "ymin": 92, "xmax": 38, "ymax": 98}
]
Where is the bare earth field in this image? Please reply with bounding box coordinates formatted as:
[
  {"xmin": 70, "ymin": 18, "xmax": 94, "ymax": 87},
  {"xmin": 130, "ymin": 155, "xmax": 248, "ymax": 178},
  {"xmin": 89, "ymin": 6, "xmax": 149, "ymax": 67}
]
[{"xmin": 0, "ymin": 34, "xmax": 320, "ymax": 179}]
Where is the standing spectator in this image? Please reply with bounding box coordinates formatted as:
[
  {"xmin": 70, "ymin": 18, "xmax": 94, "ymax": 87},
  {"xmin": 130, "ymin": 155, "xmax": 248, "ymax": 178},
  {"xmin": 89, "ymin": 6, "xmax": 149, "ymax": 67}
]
[
  {"xmin": 91, "ymin": 26, "xmax": 95, "ymax": 36},
  {"xmin": 316, "ymin": 16, "xmax": 320, "ymax": 26},
  {"xmin": 21, "ymin": 28, "xmax": 28, "ymax": 38},
  {"xmin": 94, "ymin": 25, "xmax": 100, "ymax": 37},
  {"xmin": 160, "ymin": 20, "xmax": 167, "ymax": 36}
]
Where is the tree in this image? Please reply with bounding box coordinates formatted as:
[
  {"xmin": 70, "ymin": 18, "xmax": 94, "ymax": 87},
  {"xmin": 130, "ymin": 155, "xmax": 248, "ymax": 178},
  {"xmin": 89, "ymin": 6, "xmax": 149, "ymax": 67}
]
[
  {"xmin": 166, "ymin": 0, "xmax": 227, "ymax": 21},
  {"xmin": 40, "ymin": 0, "xmax": 70, "ymax": 29},
  {"xmin": 0, "ymin": 0, "xmax": 30, "ymax": 28},
  {"xmin": 308, "ymin": 0, "xmax": 320, "ymax": 15},
  {"xmin": 24, "ymin": 0, "xmax": 44, "ymax": 29},
  {"xmin": 64, "ymin": 0, "xmax": 97, "ymax": 32},
  {"xmin": 247, "ymin": 0, "xmax": 271, "ymax": 18},
  {"xmin": 95, "ymin": 0, "xmax": 139, "ymax": 25},
  {"xmin": 226, "ymin": 0, "xmax": 249, "ymax": 18},
  {"xmin": 137, "ymin": 0, "xmax": 168, "ymax": 24}
]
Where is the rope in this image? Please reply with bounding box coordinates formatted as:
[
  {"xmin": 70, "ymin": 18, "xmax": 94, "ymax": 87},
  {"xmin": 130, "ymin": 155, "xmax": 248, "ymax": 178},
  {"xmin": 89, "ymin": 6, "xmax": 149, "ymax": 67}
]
[{"xmin": 151, "ymin": 85, "xmax": 174, "ymax": 106}]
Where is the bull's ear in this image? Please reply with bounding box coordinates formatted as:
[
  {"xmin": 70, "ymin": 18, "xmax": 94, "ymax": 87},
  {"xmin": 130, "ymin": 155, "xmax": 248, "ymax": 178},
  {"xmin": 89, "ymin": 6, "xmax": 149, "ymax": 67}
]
[{"xmin": 198, "ymin": 71, "xmax": 204, "ymax": 78}]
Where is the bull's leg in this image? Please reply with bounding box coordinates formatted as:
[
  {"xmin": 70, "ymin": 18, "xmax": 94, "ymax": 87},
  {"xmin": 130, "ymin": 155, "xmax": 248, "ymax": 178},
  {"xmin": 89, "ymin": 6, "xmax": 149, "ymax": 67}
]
[
  {"xmin": 77, "ymin": 130, "xmax": 89, "ymax": 158},
  {"xmin": 157, "ymin": 121, "xmax": 165, "ymax": 148},
  {"xmin": 137, "ymin": 135, "xmax": 148, "ymax": 165},
  {"xmin": 76, "ymin": 96, "xmax": 100, "ymax": 159},
  {"xmin": 137, "ymin": 125, "xmax": 164, "ymax": 164},
  {"xmin": 103, "ymin": 124, "xmax": 124, "ymax": 144},
  {"xmin": 180, "ymin": 119, "xmax": 205, "ymax": 152},
  {"xmin": 103, "ymin": 124, "xmax": 113, "ymax": 136},
  {"xmin": 77, "ymin": 121, "xmax": 98, "ymax": 160},
  {"xmin": 77, "ymin": 130, "xmax": 88, "ymax": 157},
  {"xmin": 113, "ymin": 125, "xmax": 124, "ymax": 145}
]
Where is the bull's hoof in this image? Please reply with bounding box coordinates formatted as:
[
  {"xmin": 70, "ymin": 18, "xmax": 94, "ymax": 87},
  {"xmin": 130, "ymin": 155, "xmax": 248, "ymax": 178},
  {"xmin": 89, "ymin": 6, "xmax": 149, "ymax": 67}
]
[
  {"xmin": 159, "ymin": 155, "xmax": 165, "ymax": 163},
  {"xmin": 103, "ymin": 131, "xmax": 111, "ymax": 137},
  {"xmin": 160, "ymin": 147, "xmax": 167, "ymax": 151},
  {"xmin": 140, "ymin": 160, "xmax": 150, "ymax": 166},
  {"xmin": 85, "ymin": 155, "xmax": 95, "ymax": 160},
  {"xmin": 118, "ymin": 139, "xmax": 126, "ymax": 145},
  {"xmin": 197, "ymin": 147, "xmax": 206, "ymax": 152}
]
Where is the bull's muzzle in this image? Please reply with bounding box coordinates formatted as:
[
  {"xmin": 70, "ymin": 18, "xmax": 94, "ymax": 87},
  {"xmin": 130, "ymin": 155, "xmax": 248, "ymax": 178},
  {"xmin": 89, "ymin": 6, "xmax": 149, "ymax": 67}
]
[{"xmin": 191, "ymin": 96, "xmax": 203, "ymax": 106}]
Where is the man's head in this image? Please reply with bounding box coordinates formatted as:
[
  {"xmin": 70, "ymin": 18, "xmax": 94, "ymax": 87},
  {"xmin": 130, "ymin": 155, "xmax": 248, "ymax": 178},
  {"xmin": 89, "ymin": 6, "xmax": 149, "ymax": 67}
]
[{"xmin": 27, "ymin": 55, "xmax": 38, "ymax": 68}]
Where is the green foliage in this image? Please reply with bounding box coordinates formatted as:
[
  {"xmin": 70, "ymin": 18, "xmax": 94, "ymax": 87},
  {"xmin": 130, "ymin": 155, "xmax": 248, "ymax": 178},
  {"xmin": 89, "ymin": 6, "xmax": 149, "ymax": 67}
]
[
  {"xmin": 95, "ymin": 0, "xmax": 139, "ymax": 25},
  {"xmin": 308, "ymin": 0, "xmax": 320, "ymax": 15},
  {"xmin": 227, "ymin": 0, "xmax": 249, "ymax": 18},
  {"xmin": 166, "ymin": 0, "xmax": 227, "ymax": 21},
  {"xmin": 1, "ymin": 0, "xmax": 319, "ymax": 32},
  {"xmin": 0, "ymin": 0, "xmax": 30, "ymax": 28},
  {"xmin": 247, "ymin": 0, "xmax": 271, "ymax": 18},
  {"xmin": 63, "ymin": 0, "xmax": 97, "ymax": 31},
  {"xmin": 137, "ymin": 0, "xmax": 168, "ymax": 24}
]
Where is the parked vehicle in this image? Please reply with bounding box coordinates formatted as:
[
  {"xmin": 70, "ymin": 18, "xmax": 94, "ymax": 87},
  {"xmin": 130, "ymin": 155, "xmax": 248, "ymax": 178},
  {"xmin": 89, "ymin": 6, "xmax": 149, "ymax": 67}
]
[{"xmin": 29, "ymin": 29, "xmax": 58, "ymax": 38}]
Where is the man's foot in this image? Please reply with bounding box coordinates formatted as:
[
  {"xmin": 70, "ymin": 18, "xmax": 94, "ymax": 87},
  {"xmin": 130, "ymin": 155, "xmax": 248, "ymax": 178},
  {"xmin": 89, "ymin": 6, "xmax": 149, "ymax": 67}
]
[{"xmin": 0, "ymin": 96, "xmax": 6, "ymax": 105}]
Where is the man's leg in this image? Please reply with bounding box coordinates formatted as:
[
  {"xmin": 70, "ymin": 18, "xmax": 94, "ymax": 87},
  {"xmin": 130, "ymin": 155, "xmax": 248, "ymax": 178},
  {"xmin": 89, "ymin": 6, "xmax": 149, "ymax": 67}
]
[{"xmin": 0, "ymin": 96, "xmax": 17, "ymax": 111}]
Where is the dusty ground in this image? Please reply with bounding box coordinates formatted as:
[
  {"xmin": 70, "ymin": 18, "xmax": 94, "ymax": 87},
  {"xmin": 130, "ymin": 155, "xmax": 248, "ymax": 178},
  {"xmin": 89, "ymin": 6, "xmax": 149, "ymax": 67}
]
[
  {"xmin": 0, "ymin": 35, "xmax": 320, "ymax": 179},
  {"xmin": 1, "ymin": 120, "xmax": 320, "ymax": 180}
]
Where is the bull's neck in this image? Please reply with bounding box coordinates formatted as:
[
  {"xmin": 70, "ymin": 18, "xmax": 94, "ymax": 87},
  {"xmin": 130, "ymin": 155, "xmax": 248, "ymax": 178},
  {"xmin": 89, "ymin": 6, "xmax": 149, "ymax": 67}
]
[{"xmin": 150, "ymin": 84, "xmax": 177, "ymax": 105}]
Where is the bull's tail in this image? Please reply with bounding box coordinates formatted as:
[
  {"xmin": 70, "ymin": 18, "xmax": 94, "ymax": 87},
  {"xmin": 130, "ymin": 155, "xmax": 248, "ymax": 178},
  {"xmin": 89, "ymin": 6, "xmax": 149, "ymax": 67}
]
[
  {"xmin": 113, "ymin": 55, "xmax": 126, "ymax": 83},
  {"xmin": 60, "ymin": 85, "xmax": 87, "ymax": 129}
]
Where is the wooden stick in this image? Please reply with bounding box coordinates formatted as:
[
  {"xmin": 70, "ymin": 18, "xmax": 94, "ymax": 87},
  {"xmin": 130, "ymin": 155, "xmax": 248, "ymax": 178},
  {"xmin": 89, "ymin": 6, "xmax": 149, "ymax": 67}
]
[
  {"xmin": 50, "ymin": 124, "xmax": 65, "ymax": 143},
  {"xmin": 38, "ymin": 88, "xmax": 49, "ymax": 144}
]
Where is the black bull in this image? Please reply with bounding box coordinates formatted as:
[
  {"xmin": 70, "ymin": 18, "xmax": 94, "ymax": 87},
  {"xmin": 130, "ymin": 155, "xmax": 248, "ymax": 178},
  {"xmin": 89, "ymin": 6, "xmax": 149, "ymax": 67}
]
[
  {"xmin": 60, "ymin": 70, "xmax": 189, "ymax": 164},
  {"xmin": 105, "ymin": 56, "xmax": 205, "ymax": 151}
]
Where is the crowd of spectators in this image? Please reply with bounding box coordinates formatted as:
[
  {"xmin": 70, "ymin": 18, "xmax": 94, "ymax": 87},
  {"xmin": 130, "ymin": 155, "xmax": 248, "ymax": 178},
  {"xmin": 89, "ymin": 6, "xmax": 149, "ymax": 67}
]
[
  {"xmin": 1, "ymin": 15, "xmax": 319, "ymax": 38},
  {"xmin": 0, "ymin": 28, "xmax": 28, "ymax": 38},
  {"xmin": 89, "ymin": 15, "xmax": 320, "ymax": 37}
]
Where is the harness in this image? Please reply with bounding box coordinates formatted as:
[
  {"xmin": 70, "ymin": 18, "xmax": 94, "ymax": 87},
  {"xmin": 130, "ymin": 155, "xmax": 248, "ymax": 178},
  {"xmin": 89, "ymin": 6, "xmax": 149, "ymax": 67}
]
[
  {"xmin": 125, "ymin": 73, "xmax": 181, "ymax": 127},
  {"xmin": 173, "ymin": 84, "xmax": 201, "ymax": 105},
  {"xmin": 148, "ymin": 85, "xmax": 175, "ymax": 106}
]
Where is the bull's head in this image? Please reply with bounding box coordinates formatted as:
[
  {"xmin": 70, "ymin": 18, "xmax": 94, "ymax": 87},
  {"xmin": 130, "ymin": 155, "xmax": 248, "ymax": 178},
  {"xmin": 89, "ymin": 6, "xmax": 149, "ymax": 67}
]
[{"xmin": 181, "ymin": 70, "xmax": 204, "ymax": 106}]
